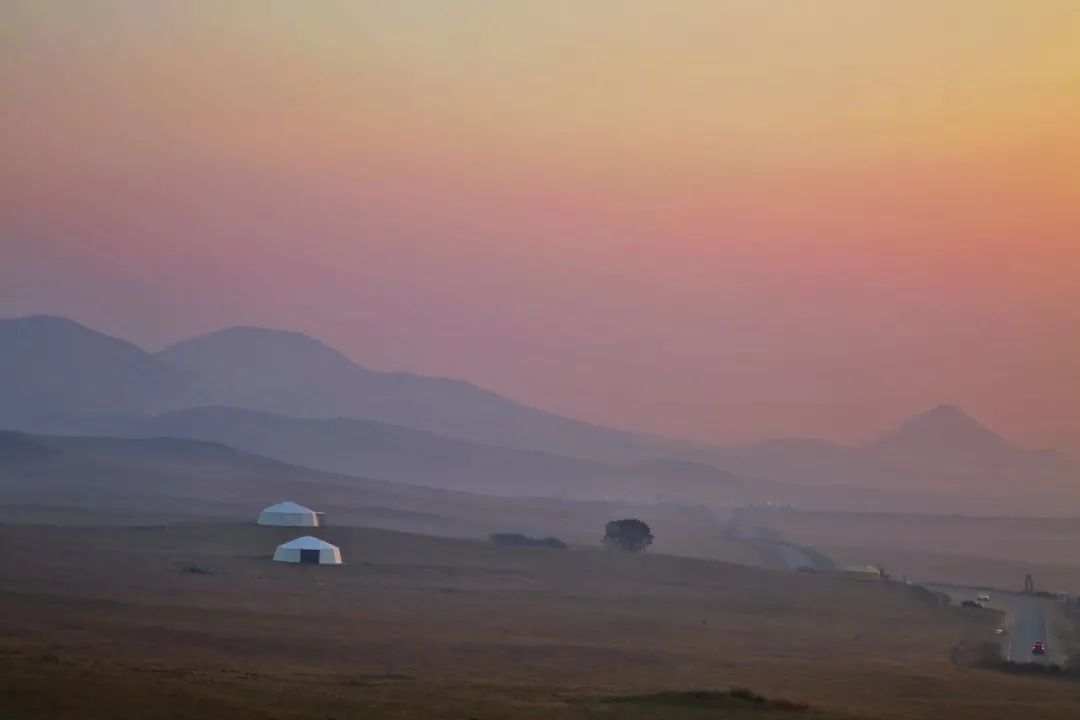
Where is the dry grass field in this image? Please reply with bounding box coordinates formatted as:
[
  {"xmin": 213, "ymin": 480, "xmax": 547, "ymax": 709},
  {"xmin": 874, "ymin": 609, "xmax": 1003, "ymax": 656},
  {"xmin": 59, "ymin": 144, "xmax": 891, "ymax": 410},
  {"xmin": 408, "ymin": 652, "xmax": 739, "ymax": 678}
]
[{"xmin": 3, "ymin": 520, "xmax": 1080, "ymax": 719}]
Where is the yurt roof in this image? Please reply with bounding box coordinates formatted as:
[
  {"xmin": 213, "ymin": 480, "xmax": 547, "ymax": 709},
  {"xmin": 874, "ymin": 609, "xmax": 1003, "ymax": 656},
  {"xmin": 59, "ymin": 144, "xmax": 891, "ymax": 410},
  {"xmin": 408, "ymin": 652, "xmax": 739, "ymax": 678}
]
[
  {"xmin": 277, "ymin": 536, "xmax": 338, "ymax": 550},
  {"xmin": 262, "ymin": 501, "xmax": 315, "ymax": 514}
]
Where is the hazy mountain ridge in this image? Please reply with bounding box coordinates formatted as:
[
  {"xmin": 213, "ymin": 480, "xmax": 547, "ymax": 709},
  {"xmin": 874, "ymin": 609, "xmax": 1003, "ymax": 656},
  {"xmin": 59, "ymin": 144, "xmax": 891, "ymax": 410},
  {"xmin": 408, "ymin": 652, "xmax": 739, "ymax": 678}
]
[
  {"xmin": 0, "ymin": 431, "xmax": 779, "ymax": 556},
  {"xmin": 75, "ymin": 405, "xmax": 757, "ymax": 503},
  {"xmin": 706, "ymin": 405, "xmax": 1077, "ymax": 506},
  {"xmin": 0, "ymin": 429, "xmax": 524, "ymax": 536},
  {"xmin": 39, "ymin": 405, "xmax": 1039, "ymax": 514},
  {"xmin": 0, "ymin": 316, "xmax": 211, "ymax": 427},
  {"xmin": 1, "ymin": 315, "xmax": 1077, "ymax": 513},
  {"xmin": 2, "ymin": 315, "xmax": 698, "ymax": 463},
  {"xmin": 150, "ymin": 405, "xmax": 643, "ymax": 500},
  {"xmin": 155, "ymin": 325, "xmax": 706, "ymax": 462},
  {"xmin": 866, "ymin": 404, "xmax": 1072, "ymax": 479}
]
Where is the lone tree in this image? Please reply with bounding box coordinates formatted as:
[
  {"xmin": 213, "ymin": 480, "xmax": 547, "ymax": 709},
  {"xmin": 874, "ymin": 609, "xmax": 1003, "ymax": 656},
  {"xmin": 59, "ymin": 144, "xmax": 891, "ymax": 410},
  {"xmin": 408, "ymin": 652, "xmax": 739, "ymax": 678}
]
[{"xmin": 603, "ymin": 518, "xmax": 654, "ymax": 552}]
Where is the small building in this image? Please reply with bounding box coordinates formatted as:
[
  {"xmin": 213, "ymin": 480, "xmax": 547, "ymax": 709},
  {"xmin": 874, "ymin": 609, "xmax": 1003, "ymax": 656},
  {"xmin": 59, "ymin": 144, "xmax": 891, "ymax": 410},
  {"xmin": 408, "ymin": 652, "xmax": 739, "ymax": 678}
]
[
  {"xmin": 841, "ymin": 564, "xmax": 884, "ymax": 580},
  {"xmin": 257, "ymin": 501, "xmax": 323, "ymax": 527},
  {"xmin": 272, "ymin": 536, "xmax": 342, "ymax": 565}
]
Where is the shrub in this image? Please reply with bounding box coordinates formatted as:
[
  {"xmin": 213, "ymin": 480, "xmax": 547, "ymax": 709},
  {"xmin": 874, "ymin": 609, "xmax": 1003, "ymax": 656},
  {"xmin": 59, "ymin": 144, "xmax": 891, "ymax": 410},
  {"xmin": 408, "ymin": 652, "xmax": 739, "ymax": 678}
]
[
  {"xmin": 729, "ymin": 687, "xmax": 766, "ymax": 703},
  {"xmin": 489, "ymin": 533, "xmax": 567, "ymax": 549},
  {"xmin": 603, "ymin": 688, "xmax": 810, "ymax": 712}
]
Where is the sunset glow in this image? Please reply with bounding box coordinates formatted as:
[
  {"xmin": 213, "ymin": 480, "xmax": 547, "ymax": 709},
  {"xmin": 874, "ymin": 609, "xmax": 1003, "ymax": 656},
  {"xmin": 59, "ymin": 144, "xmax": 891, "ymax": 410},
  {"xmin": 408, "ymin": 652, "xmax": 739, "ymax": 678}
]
[{"xmin": 3, "ymin": 0, "xmax": 1079, "ymax": 451}]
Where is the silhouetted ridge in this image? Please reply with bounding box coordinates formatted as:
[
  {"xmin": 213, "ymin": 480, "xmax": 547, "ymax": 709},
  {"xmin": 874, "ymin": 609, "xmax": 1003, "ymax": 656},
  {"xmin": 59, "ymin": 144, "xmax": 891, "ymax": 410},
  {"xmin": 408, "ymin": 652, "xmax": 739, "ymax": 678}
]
[
  {"xmin": 0, "ymin": 431, "xmax": 65, "ymax": 465},
  {"xmin": 158, "ymin": 326, "xmax": 358, "ymax": 375},
  {"xmin": 0, "ymin": 315, "xmax": 207, "ymax": 423},
  {"xmin": 872, "ymin": 405, "xmax": 1010, "ymax": 455}
]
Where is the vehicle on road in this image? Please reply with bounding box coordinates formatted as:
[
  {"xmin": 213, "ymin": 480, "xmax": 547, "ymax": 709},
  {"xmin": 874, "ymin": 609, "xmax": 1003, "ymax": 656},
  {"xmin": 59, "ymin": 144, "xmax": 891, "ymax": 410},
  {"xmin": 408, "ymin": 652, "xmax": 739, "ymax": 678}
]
[
  {"xmin": 977, "ymin": 593, "xmax": 990, "ymax": 602},
  {"xmin": 1032, "ymin": 641, "xmax": 1047, "ymax": 656},
  {"xmin": 994, "ymin": 627, "xmax": 1006, "ymax": 635},
  {"xmin": 960, "ymin": 600, "xmax": 983, "ymax": 608}
]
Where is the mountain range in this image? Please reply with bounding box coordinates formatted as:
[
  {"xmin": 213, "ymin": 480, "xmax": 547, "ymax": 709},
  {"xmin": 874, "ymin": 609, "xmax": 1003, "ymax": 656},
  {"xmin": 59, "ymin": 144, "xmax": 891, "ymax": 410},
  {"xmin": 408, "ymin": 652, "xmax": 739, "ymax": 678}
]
[
  {"xmin": 53, "ymin": 404, "xmax": 942, "ymax": 511},
  {"xmin": 1, "ymin": 315, "xmax": 691, "ymax": 462},
  {"xmin": 707, "ymin": 404, "xmax": 1074, "ymax": 498},
  {"xmin": 1, "ymin": 314, "xmax": 1076, "ymax": 515}
]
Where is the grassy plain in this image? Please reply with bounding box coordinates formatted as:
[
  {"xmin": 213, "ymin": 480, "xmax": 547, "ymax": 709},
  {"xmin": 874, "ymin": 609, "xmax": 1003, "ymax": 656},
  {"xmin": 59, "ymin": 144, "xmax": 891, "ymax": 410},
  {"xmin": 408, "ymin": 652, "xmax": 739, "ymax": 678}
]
[{"xmin": 3, "ymin": 521, "xmax": 1080, "ymax": 719}]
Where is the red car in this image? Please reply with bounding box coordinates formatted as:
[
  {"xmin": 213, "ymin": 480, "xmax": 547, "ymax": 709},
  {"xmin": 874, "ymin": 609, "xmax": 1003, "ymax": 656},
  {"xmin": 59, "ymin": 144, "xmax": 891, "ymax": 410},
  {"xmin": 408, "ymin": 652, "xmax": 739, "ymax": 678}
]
[{"xmin": 1032, "ymin": 641, "xmax": 1047, "ymax": 656}]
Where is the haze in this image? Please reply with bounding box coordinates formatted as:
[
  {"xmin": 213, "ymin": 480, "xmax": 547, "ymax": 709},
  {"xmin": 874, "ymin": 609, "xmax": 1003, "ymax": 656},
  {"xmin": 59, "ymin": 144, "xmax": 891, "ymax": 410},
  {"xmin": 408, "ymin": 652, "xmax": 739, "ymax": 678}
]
[
  {"xmin": 2, "ymin": 0, "xmax": 1079, "ymax": 453},
  {"xmin": 8, "ymin": 5, "xmax": 1080, "ymax": 719}
]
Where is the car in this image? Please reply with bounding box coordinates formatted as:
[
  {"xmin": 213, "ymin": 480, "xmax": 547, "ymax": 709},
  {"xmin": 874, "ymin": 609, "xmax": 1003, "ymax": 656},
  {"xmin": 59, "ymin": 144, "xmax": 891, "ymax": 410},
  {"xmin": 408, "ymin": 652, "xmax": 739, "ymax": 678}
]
[
  {"xmin": 960, "ymin": 600, "xmax": 983, "ymax": 608},
  {"xmin": 994, "ymin": 627, "xmax": 1006, "ymax": 636},
  {"xmin": 1032, "ymin": 641, "xmax": 1047, "ymax": 656},
  {"xmin": 977, "ymin": 593, "xmax": 991, "ymax": 602}
]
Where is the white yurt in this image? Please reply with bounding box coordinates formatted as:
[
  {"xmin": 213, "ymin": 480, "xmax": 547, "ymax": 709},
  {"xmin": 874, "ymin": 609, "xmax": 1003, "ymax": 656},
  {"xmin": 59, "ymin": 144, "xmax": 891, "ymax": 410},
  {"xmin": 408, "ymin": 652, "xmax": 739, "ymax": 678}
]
[
  {"xmin": 257, "ymin": 501, "xmax": 322, "ymax": 527},
  {"xmin": 272, "ymin": 536, "xmax": 343, "ymax": 565}
]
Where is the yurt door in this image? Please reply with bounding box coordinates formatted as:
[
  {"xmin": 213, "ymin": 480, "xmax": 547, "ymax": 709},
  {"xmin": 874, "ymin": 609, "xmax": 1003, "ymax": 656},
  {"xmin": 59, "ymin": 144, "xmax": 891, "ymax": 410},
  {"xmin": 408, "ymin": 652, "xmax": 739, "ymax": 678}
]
[{"xmin": 300, "ymin": 549, "xmax": 320, "ymax": 564}]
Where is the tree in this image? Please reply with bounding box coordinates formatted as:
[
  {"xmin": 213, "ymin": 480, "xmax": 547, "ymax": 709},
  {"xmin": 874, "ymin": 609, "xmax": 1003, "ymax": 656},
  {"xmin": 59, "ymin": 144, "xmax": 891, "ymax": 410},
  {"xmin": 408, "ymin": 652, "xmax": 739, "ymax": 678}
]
[{"xmin": 603, "ymin": 518, "xmax": 654, "ymax": 552}]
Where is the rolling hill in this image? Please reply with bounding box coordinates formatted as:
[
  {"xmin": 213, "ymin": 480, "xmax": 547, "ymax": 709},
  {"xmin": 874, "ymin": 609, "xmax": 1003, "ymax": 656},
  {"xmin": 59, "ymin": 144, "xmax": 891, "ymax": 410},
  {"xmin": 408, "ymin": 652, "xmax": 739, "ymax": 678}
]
[
  {"xmin": 0, "ymin": 431, "xmax": 769, "ymax": 562},
  {"xmin": 2, "ymin": 315, "xmax": 1076, "ymax": 514},
  {"xmin": 1, "ymin": 315, "xmax": 696, "ymax": 462},
  {"xmin": 0, "ymin": 429, "xmax": 575, "ymax": 537},
  {"xmin": 154, "ymin": 325, "xmax": 698, "ymax": 461},
  {"xmin": 867, "ymin": 404, "xmax": 1074, "ymax": 481},
  {"xmin": 0, "ymin": 430, "xmax": 458, "ymax": 530},
  {"xmin": 39, "ymin": 404, "xmax": 759, "ymax": 504},
  {"xmin": 0, "ymin": 315, "xmax": 208, "ymax": 429},
  {"xmin": 703, "ymin": 406, "xmax": 1079, "ymax": 513},
  {"xmin": 57, "ymin": 406, "xmax": 991, "ymax": 514}
]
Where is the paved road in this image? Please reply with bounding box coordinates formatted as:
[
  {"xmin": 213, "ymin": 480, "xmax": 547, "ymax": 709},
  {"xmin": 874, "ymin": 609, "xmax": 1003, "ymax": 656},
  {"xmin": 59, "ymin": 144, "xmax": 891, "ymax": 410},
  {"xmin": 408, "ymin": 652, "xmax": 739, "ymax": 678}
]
[
  {"xmin": 930, "ymin": 585, "xmax": 1056, "ymax": 664},
  {"xmin": 1002, "ymin": 592, "xmax": 1054, "ymax": 665}
]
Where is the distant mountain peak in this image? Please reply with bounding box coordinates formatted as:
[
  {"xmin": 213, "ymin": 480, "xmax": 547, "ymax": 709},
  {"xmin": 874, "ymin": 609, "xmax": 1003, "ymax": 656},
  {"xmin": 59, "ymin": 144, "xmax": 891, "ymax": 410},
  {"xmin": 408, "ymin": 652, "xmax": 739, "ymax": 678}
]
[
  {"xmin": 897, "ymin": 404, "xmax": 997, "ymax": 435},
  {"xmin": 2, "ymin": 314, "xmax": 136, "ymax": 345},
  {"xmin": 867, "ymin": 404, "xmax": 1017, "ymax": 475},
  {"xmin": 156, "ymin": 324, "xmax": 359, "ymax": 375},
  {"xmin": 7, "ymin": 313, "xmax": 81, "ymax": 326},
  {"xmin": 919, "ymin": 403, "xmax": 974, "ymax": 420},
  {"xmin": 194, "ymin": 325, "xmax": 323, "ymax": 341},
  {"xmin": 163, "ymin": 325, "xmax": 349, "ymax": 355}
]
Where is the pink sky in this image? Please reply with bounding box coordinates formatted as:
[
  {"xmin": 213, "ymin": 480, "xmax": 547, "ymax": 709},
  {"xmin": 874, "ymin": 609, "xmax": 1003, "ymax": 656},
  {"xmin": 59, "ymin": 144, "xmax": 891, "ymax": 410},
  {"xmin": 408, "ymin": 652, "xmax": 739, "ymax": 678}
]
[{"xmin": 2, "ymin": 1, "xmax": 1079, "ymax": 452}]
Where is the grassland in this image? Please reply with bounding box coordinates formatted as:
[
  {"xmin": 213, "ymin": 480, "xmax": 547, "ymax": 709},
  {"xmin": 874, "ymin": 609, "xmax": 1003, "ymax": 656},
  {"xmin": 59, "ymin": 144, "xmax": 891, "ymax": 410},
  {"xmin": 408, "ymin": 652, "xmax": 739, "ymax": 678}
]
[{"xmin": 3, "ymin": 521, "xmax": 1080, "ymax": 719}]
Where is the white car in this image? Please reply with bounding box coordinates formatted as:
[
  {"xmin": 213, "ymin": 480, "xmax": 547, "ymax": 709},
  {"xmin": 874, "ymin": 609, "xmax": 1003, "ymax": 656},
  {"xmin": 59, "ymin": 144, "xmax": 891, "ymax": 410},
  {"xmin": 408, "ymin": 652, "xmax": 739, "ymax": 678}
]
[
  {"xmin": 977, "ymin": 593, "xmax": 991, "ymax": 602},
  {"xmin": 994, "ymin": 627, "xmax": 1006, "ymax": 636}
]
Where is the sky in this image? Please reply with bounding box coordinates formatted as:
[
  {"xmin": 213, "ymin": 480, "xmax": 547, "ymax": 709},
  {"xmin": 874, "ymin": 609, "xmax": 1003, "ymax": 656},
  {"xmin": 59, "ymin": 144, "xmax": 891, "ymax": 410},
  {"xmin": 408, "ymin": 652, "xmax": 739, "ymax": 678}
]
[{"xmin": 2, "ymin": 1, "xmax": 1079, "ymax": 453}]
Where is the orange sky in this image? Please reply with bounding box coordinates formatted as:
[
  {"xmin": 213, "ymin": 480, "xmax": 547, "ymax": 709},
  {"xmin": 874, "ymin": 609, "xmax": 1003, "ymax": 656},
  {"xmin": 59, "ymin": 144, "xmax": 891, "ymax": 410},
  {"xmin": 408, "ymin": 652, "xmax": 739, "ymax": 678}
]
[{"xmin": 2, "ymin": 1, "xmax": 1079, "ymax": 452}]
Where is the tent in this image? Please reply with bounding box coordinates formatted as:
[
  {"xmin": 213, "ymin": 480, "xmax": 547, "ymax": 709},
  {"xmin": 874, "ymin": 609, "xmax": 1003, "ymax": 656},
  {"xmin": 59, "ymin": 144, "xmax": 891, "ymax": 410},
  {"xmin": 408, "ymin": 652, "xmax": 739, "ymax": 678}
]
[
  {"xmin": 273, "ymin": 536, "xmax": 342, "ymax": 565},
  {"xmin": 841, "ymin": 564, "xmax": 883, "ymax": 580},
  {"xmin": 257, "ymin": 501, "xmax": 322, "ymax": 527}
]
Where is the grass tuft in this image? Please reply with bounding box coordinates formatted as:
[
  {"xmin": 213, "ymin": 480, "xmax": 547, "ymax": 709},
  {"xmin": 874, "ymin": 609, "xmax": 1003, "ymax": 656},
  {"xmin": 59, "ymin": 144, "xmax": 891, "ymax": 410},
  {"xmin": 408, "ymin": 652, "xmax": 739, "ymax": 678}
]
[{"xmin": 605, "ymin": 688, "xmax": 811, "ymax": 712}]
